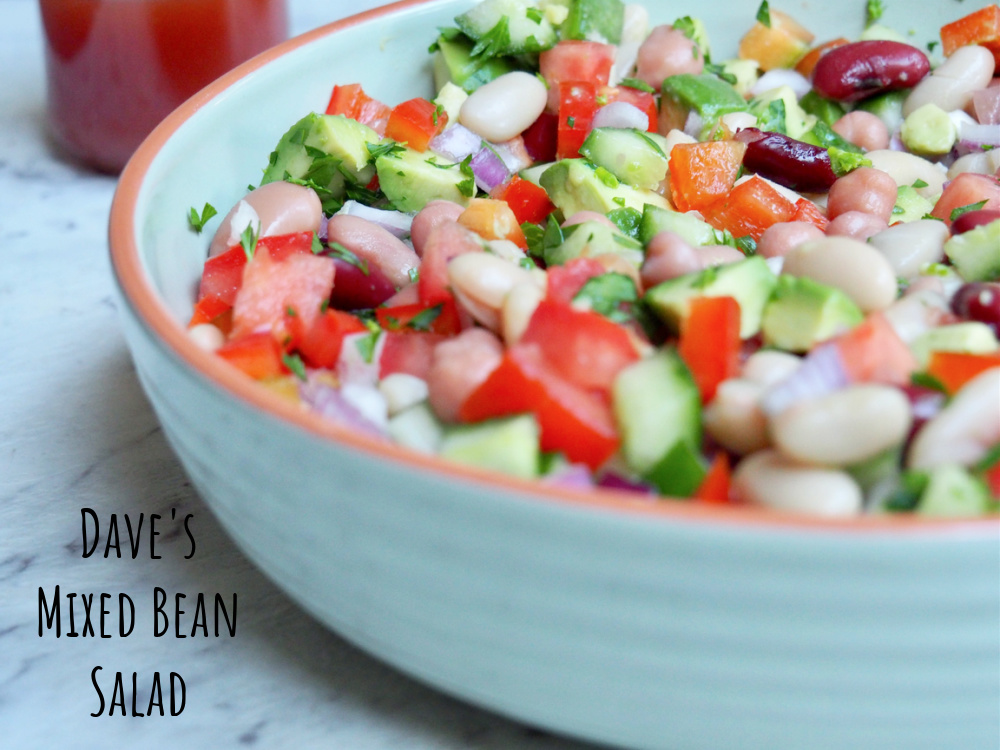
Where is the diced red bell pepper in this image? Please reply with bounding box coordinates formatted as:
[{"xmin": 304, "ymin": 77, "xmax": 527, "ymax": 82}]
[
  {"xmin": 460, "ymin": 343, "xmax": 620, "ymax": 470},
  {"xmin": 522, "ymin": 111, "xmax": 559, "ymax": 163},
  {"xmin": 700, "ymin": 176, "xmax": 798, "ymax": 241},
  {"xmin": 941, "ymin": 5, "xmax": 1000, "ymax": 67},
  {"xmin": 197, "ymin": 245, "xmax": 248, "ymax": 308},
  {"xmin": 668, "ymin": 141, "xmax": 747, "ymax": 212},
  {"xmin": 925, "ymin": 350, "xmax": 1000, "ymax": 395},
  {"xmin": 984, "ymin": 458, "xmax": 1000, "ymax": 499},
  {"xmin": 677, "ymin": 296, "xmax": 742, "ymax": 404},
  {"xmin": 693, "ymin": 452, "xmax": 733, "ymax": 504},
  {"xmin": 188, "ymin": 295, "xmax": 232, "ymax": 327},
  {"xmin": 599, "ymin": 85, "xmax": 658, "ymax": 132},
  {"xmin": 519, "ymin": 298, "xmax": 640, "ymax": 395},
  {"xmin": 378, "ymin": 331, "xmax": 445, "ymax": 380},
  {"xmin": 556, "ymin": 81, "xmax": 598, "ymax": 160},
  {"xmin": 546, "ymin": 257, "xmax": 608, "ymax": 305},
  {"xmin": 375, "ymin": 298, "xmax": 462, "ymax": 336},
  {"xmin": 385, "ymin": 97, "xmax": 447, "ymax": 152},
  {"xmin": 326, "ymin": 83, "xmax": 391, "ymax": 135},
  {"xmin": 458, "ymin": 198, "xmax": 528, "ymax": 248},
  {"xmin": 539, "ymin": 40, "xmax": 615, "ymax": 111},
  {"xmin": 216, "ymin": 332, "xmax": 287, "ymax": 380},
  {"xmin": 792, "ymin": 197, "xmax": 829, "ymax": 231},
  {"xmin": 294, "ymin": 309, "xmax": 368, "ymax": 369},
  {"xmin": 491, "ymin": 175, "xmax": 556, "ymax": 225}
]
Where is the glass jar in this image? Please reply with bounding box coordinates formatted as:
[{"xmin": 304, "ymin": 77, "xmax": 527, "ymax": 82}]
[{"xmin": 40, "ymin": 0, "xmax": 289, "ymax": 174}]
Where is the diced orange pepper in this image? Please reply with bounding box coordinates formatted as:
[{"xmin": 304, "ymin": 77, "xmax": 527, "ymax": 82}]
[
  {"xmin": 832, "ymin": 313, "xmax": 918, "ymax": 386},
  {"xmin": 216, "ymin": 332, "xmax": 287, "ymax": 380},
  {"xmin": 941, "ymin": 5, "xmax": 1000, "ymax": 68},
  {"xmin": 926, "ymin": 350, "xmax": 1000, "ymax": 395},
  {"xmin": 794, "ymin": 37, "xmax": 849, "ymax": 77},
  {"xmin": 792, "ymin": 197, "xmax": 829, "ymax": 231},
  {"xmin": 700, "ymin": 176, "xmax": 797, "ymax": 241},
  {"xmin": 385, "ymin": 97, "xmax": 447, "ymax": 152},
  {"xmin": 458, "ymin": 197, "xmax": 528, "ymax": 248},
  {"xmin": 668, "ymin": 140, "xmax": 747, "ymax": 212}
]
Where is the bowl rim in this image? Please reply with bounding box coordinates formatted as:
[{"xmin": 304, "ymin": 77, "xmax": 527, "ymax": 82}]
[{"xmin": 108, "ymin": 0, "xmax": 999, "ymax": 535}]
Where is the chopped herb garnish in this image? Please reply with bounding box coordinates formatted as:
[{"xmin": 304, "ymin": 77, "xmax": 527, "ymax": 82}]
[
  {"xmin": 407, "ymin": 304, "xmax": 442, "ymax": 332},
  {"xmin": 975, "ymin": 442, "xmax": 1000, "ymax": 473},
  {"xmin": 882, "ymin": 470, "xmax": 929, "ymax": 512},
  {"xmin": 705, "ymin": 63, "xmax": 737, "ymax": 86},
  {"xmin": 950, "ymin": 200, "xmax": 988, "ymax": 222},
  {"xmin": 328, "ymin": 241, "xmax": 370, "ymax": 275},
  {"xmin": 927, "ymin": 40, "xmax": 939, "ymax": 52},
  {"xmin": 285, "ymin": 306, "xmax": 297, "ymax": 317},
  {"xmin": 187, "ymin": 202, "xmax": 217, "ymax": 233},
  {"xmin": 673, "ymin": 16, "xmax": 698, "ymax": 42},
  {"xmin": 355, "ymin": 330, "xmax": 381, "ymax": 364},
  {"xmin": 613, "ymin": 197, "xmax": 626, "ymax": 207},
  {"xmin": 910, "ymin": 371, "xmax": 948, "ymax": 393},
  {"xmin": 525, "ymin": 6, "xmax": 544, "ymax": 24},
  {"xmin": 566, "ymin": 116, "xmax": 576, "ymax": 128},
  {"xmin": 921, "ymin": 212, "xmax": 945, "ymax": 222},
  {"xmin": 240, "ymin": 224, "xmax": 259, "ymax": 262},
  {"xmin": 457, "ymin": 154, "xmax": 476, "ymax": 197},
  {"xmin": 911, "ymin": 178, "xmax": 929, "ymax": 189},
  {"xmin": 756, "ymin": 0, "xmax": 771, "ymax": 28},
  {"xmin": 311, "ymin": 232, "xmax": 324, "ymax": 255},
  {"xmin": 865, "ymin": 0, "xmax": 884, "ymax": 28},
  {"xmin": 367, "ymin": 140, "xmax": 405, "ymax": 162},
  {"xmin": 432, "ymin": 103, "xmax": 444, "ymax": 126},
  {"xmin": 282, "ymin": 353, "xmax": 307, "ymax": 382},
  {"xmin": 470, "ymin": 16, "xmax": 511, "ymax": 60},
  {"xmin": 573, "ymin": 272, "xmax": 638, "ymax": 324},
  {"xmin": 618, "ymin": 77, "xmax": 656, "ymax": 94},
  {"xmin": 755, "ymin": 99, "xmax": 787, "ymax": 133},
  {"xmin": 407, "ymin": 267, "xmax": 419, "ymax": 283},
  {"xmin": 519, "ymin": 256, "xmax": 538, "ymax": 270},
  {"xmin": 594, "ymin": 166, "xmax": 619, "ymax": 188},
  {"xmin": 828, "ymin": 146, "xmax": 872, "ymax": 177}
]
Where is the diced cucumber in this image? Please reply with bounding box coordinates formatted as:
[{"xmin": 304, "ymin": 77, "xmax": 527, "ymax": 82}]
[
  {"xmin": 644, "ymin": 256, "xmax": 778, "ymax": 339},
  {"xmin": 749, "ymin": 86, "xmax": 815, "ymax": 139},
  {"xmin": 455, "ymin": 0, "xmax": 557, "ymax": 55},
  {"xmin": 612, "ymin": 349, "xmax": 702, "ymax": 477},
  {"xmin": 439, "ymin": 414, "xmax": 541, "ymax": 479},
  {"xmin": 890, "ymin": 185, "xmax": 934, "ymax": 224},
  {"xmin": 578, "ymin": 128, "xmax": 669, "ymax": 190},
  {"xmin": 917, "ymin": 464, "xmax": 992, "ymax": 517},
  {"xmin": 559, "ymin": 0, "xmax": 625, "ymax": 44},
  {"xmin": 799, "ymin": 91, "xmax": 847, "ymax": 127},
  {"xmin": 944, "ymin": 219, "xmax": 1000, "ymax": 282},
  {"xmin": 644, "ymin": 440, "xmax": 707, "ymax": 498},
  {"xmin": 856, "ymin": 89, "xmax": 907, "ymax": 134},
  {"xmin": 432, "ymin": 33, "xmax": 518, "ymax": 93},
  {"xmin": 638, "ymin": 204, "xmax": 718, "ymax": 247},
  {"xmin": 544, "ymin": 220, "xmax": 643, "ymax": 267},
  {"xmin": 539, "ymin": 158, "xmax": 670, "ymax": 216}
]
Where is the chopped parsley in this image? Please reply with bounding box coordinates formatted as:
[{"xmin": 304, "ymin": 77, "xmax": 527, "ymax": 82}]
[
  {"xmin": 282, "ymin": 353, "xmax": 308, "ymax": 382},
  {"xmin": 704, "ymin": 63, "xmax": 737, "ymax": 86},
  {"xmin": 457, "ymin": 154, "xmax": 477, "ymax": 197},
  {"xmin": 911, "ymin": 178, "xmax": 929, "ymax": 189},
  {"xmin": 594, "ymin": 166, "xmax": 619, "ymax": 189},
  {"xmin": 525, "ymin": 6, "xmax": 544, "ymax": 24},
  {"xmin": 756, "ymin": 0, "xmax": 771, "ymax": 28},
  {"xmin": 328, "ymin": 241, "xmax": 370, "ymax": 275},
  {"xmin": 618, "ymin": 77, "xmax": 656, "ymax": 94},
  {"xmin": 240, "ymin": 224, "xmax": 259, "ymax": 262},
  {"xmin": 828, "ymin": 146, "xmax": 872, "ymax": 177},
  {"xmin": 950, "ymin": 200, "xmax": 988, "ymax": 221},
  {"xmin": 927, "ymin": 40, "xmax": 939, "ymax": 52},
  {"xmin": 432, "ymin": 103, "xmax": 445, "ymax": 126},
  {"xmin": 311, "ymin": 232, "xmax": 324, "ymax": 255},
  {"xmin": 407, "ymin": 304, "xmax": 442, "ymax": 332},
  {"xmin": 865, "ymin": 0, "xmax": 884, "ymax": 28},
  {"xmin": 470, "ymin": 17, "xmax": 511, "ymax": 60},
  {"xmin": 355, "ymin": 330, "xmax": 381, "ymax": 364},
  {"xmin": 187, "ymin": 202, "xmax": 217, "ymax": 233},
  {"xmin": 566, "ymin": 116, "xmax": 576, "ymax": 128},
  {"xmin": 367, "ymin": 140, "xmax": 405, "ymax": 162},
  {"xmin": 910, "ymin": 370, "xmax": 948, "ymax": 393},
  {"xmin": 573, "ymin": 272, "xmax": 639, "ymax": 324}
]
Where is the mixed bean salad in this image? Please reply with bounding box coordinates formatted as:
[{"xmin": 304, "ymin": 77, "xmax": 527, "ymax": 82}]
[{"xmin": 186, "ymin": 0, "xmax": 1000, "ymax": 516}]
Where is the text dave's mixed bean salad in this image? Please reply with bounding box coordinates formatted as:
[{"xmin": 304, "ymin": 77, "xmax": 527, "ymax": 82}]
[{"xmin": 185, "ymin": 0, "xmax": 1000, "ymax": 516}]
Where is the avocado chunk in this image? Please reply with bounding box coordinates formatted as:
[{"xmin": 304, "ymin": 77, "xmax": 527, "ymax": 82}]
[
  {"xmin": 910, "ymin": 322, "xmax": 1000, "ymax": 367},
  {"xmin": 539, "ymin": 158, "xmax": 670, "ymax": 216},
  {"xmin": 644, "ymin": 440, "xmax": 707, "ymax": 498},
  {"xmin": 901, "ymin": 103, "xmax": 957, "ymax": 156},
  {"xmin": 578, "ymin": 128, "xmax": 669, "ymax": 190},
  {"xmin": 612, "ymin": 349, "xmax": 701, "ymax": 478},
  {"xmin": 262, "ymin": 113, "xmax": 380, "ymax": 197},
  {"xmin": 761, "ymin": 275, "xmax": 865, "ymax": 352},
  {"xmin": 439, "ymin": 414, "xmax": 540, "ymax": 479},
  {"xmin": 644, "ymin": 256, "xmax": 778, "ymax": 339},
  {"xmin": 944, "ymin": 219, "xmax": 1000, "ymax": 282},
  {"xmin": 660, "ymin": 73, "xmax": 748, "ymax": 134},
  {"xmin": 376, "ymin": 147, "xmax": 474, "ymax": 213},
  {"xmin": 544, "ymin": 220, "xmax": 644, "ymax": 268},
  {"xmin": 917, "ymin": 464, "xmax": 992, "ymax": 517},
  {"xmin": 638, "ymin": 203, "xmax": 717, "ymax": 247},
  {"xmin": 432, "ymin": 33, "xmax": 518, "ymax": 93},
  {"xmin": 455, "ymin": 0, "xmax": 558, "ymax": 55}
]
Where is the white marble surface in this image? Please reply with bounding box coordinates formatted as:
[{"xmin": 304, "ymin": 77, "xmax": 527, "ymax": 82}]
[{"xmin": 0, "ymin": 1, "xmax": 593, "ymax": 747}]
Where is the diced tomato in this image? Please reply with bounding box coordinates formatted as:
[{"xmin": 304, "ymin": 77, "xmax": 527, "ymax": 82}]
[
  {"xmin": 599, "ymin": 85, "xmax": 658, "ymax": 132},
  {"xmin": 230, "ymin": 241, "xmax": 336, "ymax": 339},
  {"xmin": 375, "ymin": 298, "xmax": 463, "ymax": 336},
  {"xmin": 385, "ymin": 97, "xmax": 447, "ymax": 152},
  {"xmin": 522, "ymin": 111, "xmax": 559, "ymax": 162},
  {"xmin": 794, "ymin": 37, "xmax": 849, "ymax": 77},
  {"xmin": 546, "ymin": 257, "xmax": 608, "ymax": 304},
  {"xmin": 295, "ymin": 309, "xmax": 367, "ymax": 369},
  {"xmin": 700, "ymin": 176, "xmax": 798, "ymax": 241},
  {"xmin": 491, "ymin": 175, "xmax": 556, "ymax": 225},
  {"xmin": 378, "ymin": 331, "xmax": 445, "ymax": 380},
  {"xmin": 930, "ymin": 173, "xmax": 1000, "ymax": 227},
  {"xmin": 677, "ymin": 296, "xmax": 742, "ymax": 403},
  {"xmin": 519, "ymin": 298, "xmax": 640, "ymax": 395},
  {"xmin": 941, "ymin": 5, "xmax": 1000, "ymax": 68},
  {"xmin": 325, "ymin": 83, "xmax": 391, "ymax": 135},
  {"xmin": 792, "ymin": 197, "xmax": 829, "ymax": 231},
  {"xmin": 256, "ymin": 230, "xmax": 316, "ymax": 261},
  {"xmin": 188, "ymin": 295, "xmax": 231, "ymax": 327},
  {"xmin": 418, "ymin": 221, "xmax": 484, "ymax": 306},
  {"xmin": 460, "ymin": 343, "xmax": 619, "ymax": 470},
  {"xmin": 925, "ymin": 351, "xmax": 1000, "ymax": 395},
  {"xmin": 457, "ymin": 198, "xmax": 528, "ymax": 248},
  {"xmin": 831, "ymin": 312, "xmax": 918, "ymax": 386},
  {"xmin": 668, "ymin": 141, "xmax": 747, "ymax": 212},
  {"xmin": 197, "ymin": 245, "xmax": 247, "ymax": 308},
  {"xmin": 693, "ymin": 452, "xmax": 733, "ymax": 504},
  {"xmin": 539, "ymin": 40, "xmax": 615, "ymax": 111},
  {"xmin": 216, "ymin": 332, "xmax": 287, "ymax": 380},
  {"xmin": 556, "ymin": 81, "xmax": 599, "ymax": 160}
]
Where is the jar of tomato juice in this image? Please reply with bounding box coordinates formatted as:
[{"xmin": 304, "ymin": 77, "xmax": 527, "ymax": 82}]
[{"xmin": 39, "ymin": 0, "xmax": 289, "ymax": 174}]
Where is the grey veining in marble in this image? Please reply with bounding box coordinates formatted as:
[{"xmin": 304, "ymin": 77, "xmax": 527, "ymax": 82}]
[{"xmin": 0, "ymin": 1, "xmax": 596, "ymax": 747}]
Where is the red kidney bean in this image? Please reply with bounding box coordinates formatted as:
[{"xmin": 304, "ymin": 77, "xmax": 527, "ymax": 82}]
[
  {"xmin": 951, "ymin": 282, "xmax": 1000, "ymax": 334},
  {"xmin": 328, "ymin": 257, "xmax": 398, "ymax": 311},
  {"xmin": 734, "ymin": 128, "xmax": 836, "ymax": 192},
  {"xmin": 812, "ymin": 40, "xmax": 930, "ymax": 103},
  {"xmin": 951, "ymin": 209, "xmax": 1000, "ymax": 235}
]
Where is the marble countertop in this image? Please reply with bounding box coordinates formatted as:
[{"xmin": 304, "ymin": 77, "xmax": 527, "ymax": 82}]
[{"xmin": 0, "ymin": 2, "xmax": 591, "ymax": 747}]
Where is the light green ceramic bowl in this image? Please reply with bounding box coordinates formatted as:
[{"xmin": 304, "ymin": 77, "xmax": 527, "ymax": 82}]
[{"xmin": 110, "ymin": 2, "xmax": 1000, "ymax": 748}]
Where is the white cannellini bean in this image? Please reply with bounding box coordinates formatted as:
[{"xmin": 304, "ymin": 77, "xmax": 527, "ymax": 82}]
[
  {"xmin": 770, "ymin": 385, "xmax": 913, "ymax": 466},
  {"xmin": 742, "ymin": 350, "xmax": 802, "ymax": 387},
  {"xmin": 903, "ymin": 45, "xmax": 996, "ymax": 117},
  {"xmin": 720, "ymin": 111, "xmax": 757, "ymax": 134},
  {"xmin": 459, "ymin": 72, "xmax": 548, "ymax": 143},
  {"xmin": 703, "ymin": 379, "xmax": 772, "ymax": 456},
  {"xmin": 188, "ymin": 323, "xmax": 225, "ymax": 352},
  {"xmin": 865, "ymin": 150, "xmax": 948, "ymax": 198},
  {"xmin": 907, "ymin": 367, "xmax": 1000, "ymax": 470},
  {"xmin": 592, "ymin": 101, "xmax": 649, "ymax": 130},
  {"xmin": 732, "ymin": 450, "xmax": 863, "ymax": 516},
  {"xmin": 448, "ymin": 252, "xmax": 544, "ymax": 330},
  {"xmin": 502, "ymin": 281, "xmax": 546, "ymax": 346},
  {"xmin": 378, "ymin": 373, "xmax": 430, "ymax": 416},
  {"xmin": 948, "ymin": 149, "xmax": 1000, "ymax": 179},
  {"xmin": 782, "ymin": 236, "xmax": 898, "ymax": 312},
  {"xmin": 867, "ymin": 220, "xmax": 949, "ymax": 280}
]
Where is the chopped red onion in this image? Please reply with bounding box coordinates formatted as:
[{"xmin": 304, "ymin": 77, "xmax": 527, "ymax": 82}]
[
  {"xmin": 592, "ymin": 101, "xmax": 649, "ymax": 130},
  {"xmin": 955, "ymin": 121, "xmax": 1000, "ymax": 157},
  {"xmin": 683, "ymin": 110, "xmax": 704, "ymax": 138},
  {"xmin": 430, "ymin": 124, "xmax": 483, "ymax": 161},
  {"xmin": 760, "ymin": 343, "xmax": 849, "ymax": 415},
  {"xmin": 492, "ymin": 136, "xmax": 533, "ymax": 174},
  {"xmin": 597, "ymin": 472, "xmax": 657, "ymax": 495},
  {"xmin": 318, "ymin": 214, "xmax": 328, "ymax": 242},
  {"xmin": 750, "ymin": 69, "xmax": 811, "ymax": 99},
  {"xmin": 299, "ymin": 379, "xmax": 388, "ymax": 439},
  {"xmin": 337, "ymin": 200, "xmax": 413, "ymax": 238},
  {"xmin": 542, "ymin": 463, "xmax": 596, "ymax": 490},
  {"xmin": 470, "ymin": 145, "xmax": 511, "ymax": 192}
]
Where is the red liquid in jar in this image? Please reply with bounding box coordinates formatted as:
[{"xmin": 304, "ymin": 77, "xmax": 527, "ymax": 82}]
[{"xmin": 40, "ymin": 0, "xmax": 288, "ymax": 173}]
